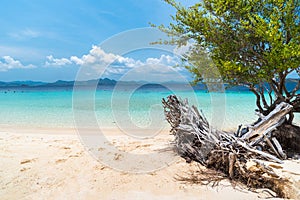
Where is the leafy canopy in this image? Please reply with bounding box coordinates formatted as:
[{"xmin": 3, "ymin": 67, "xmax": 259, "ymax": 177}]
[
  {"xmin": 157, "ymin": 0, "xmax": 300, "ymax": 87},
  {"xmin": 155, "ymin": 0, "xmax": 300, "ymax": 118}
]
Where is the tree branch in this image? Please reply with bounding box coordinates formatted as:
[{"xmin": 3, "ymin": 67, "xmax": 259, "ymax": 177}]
[
  {"xmin": 264, "ymin": 83, "xmax": 273, "ymax": 105},
  {"xmin": 258, "ymin": 84, "xmax": 270, "ymax": 109},
  {"xmin": 270, "ymin": 79, "xmax": 283, "ymax": 99},
  {"xmin": 249, "ymin": 85, "xmax": 264, "ymax": 113}
]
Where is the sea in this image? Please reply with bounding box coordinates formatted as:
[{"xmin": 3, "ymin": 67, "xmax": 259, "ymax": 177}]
[{"xmin": 0, "ymin": 84, "xmax": 298, "ymax": 133}]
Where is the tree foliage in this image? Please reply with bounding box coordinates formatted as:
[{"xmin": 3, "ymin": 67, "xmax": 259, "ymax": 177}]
[{"xmin": 156, "ymin": 0, "xmax": 300, "ymax": 122}]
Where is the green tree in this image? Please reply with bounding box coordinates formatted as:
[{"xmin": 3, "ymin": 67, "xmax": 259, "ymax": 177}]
[{"xmin": 156, "ymin": 0, "xmax": 300, "ymax": 124}]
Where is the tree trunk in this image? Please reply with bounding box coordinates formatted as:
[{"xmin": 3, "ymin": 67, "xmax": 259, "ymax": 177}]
[{"xmin": 162, "ymin": 95, "xmax": 300, "ymax": 198}]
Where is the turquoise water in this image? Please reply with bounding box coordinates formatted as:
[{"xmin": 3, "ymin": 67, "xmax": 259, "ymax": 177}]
[{"xmin": 0, "ymin": 86, "xmax": 298, "ymax": 131}]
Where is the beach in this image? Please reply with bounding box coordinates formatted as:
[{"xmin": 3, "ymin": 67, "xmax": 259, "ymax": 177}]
[
  {"xmin": 0, "ymin": 127, "xmax": 284, "ymax": 200},
  {"xmin": 0, "ymin": 88, "xmax": 299, "ymax": 199}
]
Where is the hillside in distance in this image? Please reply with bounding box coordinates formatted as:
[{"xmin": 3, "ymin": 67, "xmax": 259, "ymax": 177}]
[{"xmin": 0, "ymin": 78, "xmax": 298, "ymax": 92}]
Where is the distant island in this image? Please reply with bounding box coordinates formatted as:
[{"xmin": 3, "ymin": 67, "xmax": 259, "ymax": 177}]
[
  {"xmin": 0, "ymin": 78, "xmax": 117, "ymax": 87},
  {"xmin": 0, "ymin": 78, "xmax": 299, "ymax": 92}
]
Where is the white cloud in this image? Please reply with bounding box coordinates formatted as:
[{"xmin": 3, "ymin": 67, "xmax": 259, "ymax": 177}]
[
  {"xmin": 146, "ymin": 54, "xmax": 178, "ymax": 66},
  {"xmin": 144, "ymin": 55, "xmax": 184, "ymax": 73},
  {"xmin": 9, "ymin": 28, "xmax": 41, "ymax": 40},
  {"xmin": 43, "ymin": 45, "xmax": 189, "ymax": 81},
  {"xmin": 0, "ymin": 45, "xmax": 190, "ymax": 81},
  {"xmin": 70, "ymin": 45, "xmax": 137, "ymax": 68},
  {"xmin": 46, "ymin": 45, "xmax": 180, "ymax": 67},
  {"xmin": 118, "ymin": 63, "xmax": 188, "ymax": 82},
  {"xmin": 0, "ymin": 56, "xmax": 36, "ymax": 71},
  {"xmin": 45, "ymin": 55, "xmax": 72, "ymax": 67},
  {"xmin": 173, "ymin": 41, "xmax": 194, "ymax": 56},
  {"xmin": 22, "ymin": 29, "xmax": 40, "ymax": 38}
]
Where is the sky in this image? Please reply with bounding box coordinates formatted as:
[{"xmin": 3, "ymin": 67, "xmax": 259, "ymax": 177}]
[
  {"xmin": 0, "ymin": 1, "xmax": 299, "ymax": 83},
  {"xmin": 0, "ymin": 0, "xmax": 197, "ymax": 82}
]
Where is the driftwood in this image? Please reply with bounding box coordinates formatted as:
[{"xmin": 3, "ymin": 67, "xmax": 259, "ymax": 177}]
[{"xmin": 162, "ymin": 95, "xmax": 296, "ymax": 198}]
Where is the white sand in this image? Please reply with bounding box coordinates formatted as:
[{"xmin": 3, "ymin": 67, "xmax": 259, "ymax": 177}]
[{"xmin": 0, "ymin": 128, "xmax": 298, "ymax": 199}]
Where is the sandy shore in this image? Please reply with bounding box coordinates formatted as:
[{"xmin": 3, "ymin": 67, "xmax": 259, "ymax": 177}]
[{"xmin": 0, "ymin": 128, "xmax": 298, "ymax": 199}]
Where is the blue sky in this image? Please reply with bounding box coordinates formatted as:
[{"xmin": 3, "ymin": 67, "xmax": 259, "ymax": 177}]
[
  {"xmin": 0, "ymin": 0, "xmax": 196, "ymax": 82},
  {"xmin": 2, "ymin": 1, "xmax": 296, "ymax": 83}
]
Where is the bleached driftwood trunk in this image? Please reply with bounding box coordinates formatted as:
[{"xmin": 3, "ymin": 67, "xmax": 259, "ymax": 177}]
[{"xmin": 162, "ymin": 95, "xmax": 296, "ymax": 198}]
